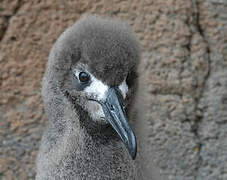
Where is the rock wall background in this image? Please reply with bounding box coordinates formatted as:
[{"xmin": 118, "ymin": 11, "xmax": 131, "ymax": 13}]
[{"xmin": 0, "ymin": 0, "xmax": 226, "ymax": 179}]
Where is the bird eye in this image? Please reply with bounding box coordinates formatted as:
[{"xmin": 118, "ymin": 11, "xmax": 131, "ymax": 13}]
[
  {"xmin": 126, "ymin": 71, "xmax": 138, "ymax": 88},
  {"xmin": 79, "ymin": 72, "xmax": 90, "ymax": 83}
]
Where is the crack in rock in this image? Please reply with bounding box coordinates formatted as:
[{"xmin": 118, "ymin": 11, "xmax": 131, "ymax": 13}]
[
  {"xmin": 0, "ymin": 0, "xmax": 23, "ymax": 42},
  {"xmin": 191, "ymin": 0, "xmax": 212, "ymax": 179}
]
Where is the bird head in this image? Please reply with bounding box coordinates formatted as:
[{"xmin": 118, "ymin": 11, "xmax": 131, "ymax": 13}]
[{"xmin": 42, "ymin": 15, "xmax": 141, "ymax": 159}]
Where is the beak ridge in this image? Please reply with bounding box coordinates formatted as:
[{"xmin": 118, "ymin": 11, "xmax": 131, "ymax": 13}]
[{"xmin": 101, "ymin": 88, "xmax": 137, "ymax": 159}]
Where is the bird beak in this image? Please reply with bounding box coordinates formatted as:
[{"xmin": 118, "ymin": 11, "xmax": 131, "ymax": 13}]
[{"xmin": 100, "ymin": 88, "xmax": 137, "ymax": 160}]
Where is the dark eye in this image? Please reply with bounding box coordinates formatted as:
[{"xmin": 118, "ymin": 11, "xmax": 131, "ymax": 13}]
[
  {"xmin": 126, "ymin": 70, "xmax": 138, "ymax": 88},
  {"xmin": 79, "ymin": 72, "xmax": 90, "ymax": 83}
]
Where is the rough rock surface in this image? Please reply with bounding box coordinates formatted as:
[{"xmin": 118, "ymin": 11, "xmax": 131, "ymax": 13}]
[{"xmin": 0, "ymin": 0, "xmax": 226, "ymax": 179}]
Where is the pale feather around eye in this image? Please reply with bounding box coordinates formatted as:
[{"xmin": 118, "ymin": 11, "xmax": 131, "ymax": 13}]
[
  {"xmin": 119, "ymin": 80, "xmax": 128, "ymax": 99},
  {"xmin": 74, "ymin": 66, "xmax": 127, "ymax": 100},
  {"xmin": 84, "ymin": 73, "xmax": 109, "ymax": 101}
]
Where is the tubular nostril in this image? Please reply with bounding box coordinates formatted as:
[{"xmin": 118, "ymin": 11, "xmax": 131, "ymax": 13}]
[{"xmin": 110, "ymin": 104, "xmax": 115, "ymax": 111}]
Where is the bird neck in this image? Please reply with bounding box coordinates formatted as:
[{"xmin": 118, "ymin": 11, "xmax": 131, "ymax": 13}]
[
  {"xmin": 74, "ymin": 104, "xmax": 128, "ymax": 160},
  {"xmin": 70, "ymin": 106, "xmax": 138, "ymax": 179},
  {"xmin": 74, "ymin": 123, "xmax": 138, "ymax": 179},
  {"xmin": 44, "ymin": 99, "xmax": 138, "ymax": 179}
]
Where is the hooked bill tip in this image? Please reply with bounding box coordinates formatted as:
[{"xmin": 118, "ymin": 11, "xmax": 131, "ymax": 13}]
[{"xmin": 127, "ymin": 130, "xmax": 137, "ymax": 160}]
